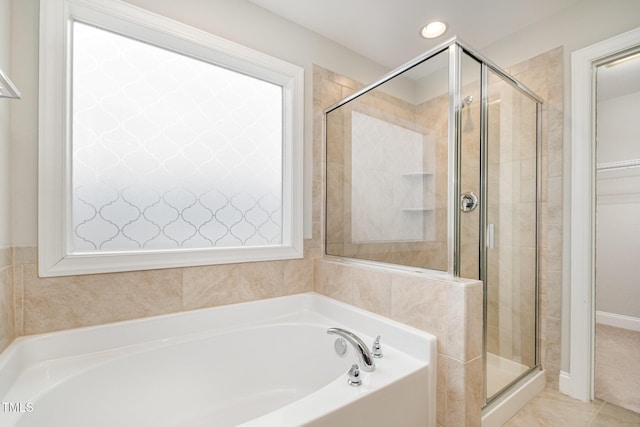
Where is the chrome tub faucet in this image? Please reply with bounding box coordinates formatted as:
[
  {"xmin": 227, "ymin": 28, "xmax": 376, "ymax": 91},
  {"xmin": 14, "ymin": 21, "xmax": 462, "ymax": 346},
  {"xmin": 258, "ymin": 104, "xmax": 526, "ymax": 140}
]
[{"xmin": 327, "ymin": 327, "xmax": 376, "ymax": 372}]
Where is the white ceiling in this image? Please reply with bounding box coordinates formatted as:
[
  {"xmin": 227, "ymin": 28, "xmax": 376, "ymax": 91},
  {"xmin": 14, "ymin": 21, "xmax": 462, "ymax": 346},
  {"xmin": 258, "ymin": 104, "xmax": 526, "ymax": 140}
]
[
  {"xmin": 249, "ymin": 0, "xmax": 583, "ymax": 69},
  {"xmin": 250, "ymin": 0, "xmax": 640, "ymax": 100}
]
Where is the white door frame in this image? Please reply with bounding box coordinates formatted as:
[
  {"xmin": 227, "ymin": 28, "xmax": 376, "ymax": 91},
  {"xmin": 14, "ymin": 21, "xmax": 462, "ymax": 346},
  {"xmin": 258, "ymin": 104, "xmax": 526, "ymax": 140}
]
[{"xmin": 568, "ymin": 26, "xmax": 640, "ymax": 401}]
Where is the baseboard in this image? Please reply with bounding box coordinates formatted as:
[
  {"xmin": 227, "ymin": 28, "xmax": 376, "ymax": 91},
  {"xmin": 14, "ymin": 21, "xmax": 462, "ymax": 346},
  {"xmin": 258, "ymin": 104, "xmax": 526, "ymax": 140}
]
[
  {"xmin": 596, "ymin": 311, "xmax": 640, "ymax": 332},
  {"xmin": 558, "ymin": 370, "xmax": 571, "ymax": 396}
]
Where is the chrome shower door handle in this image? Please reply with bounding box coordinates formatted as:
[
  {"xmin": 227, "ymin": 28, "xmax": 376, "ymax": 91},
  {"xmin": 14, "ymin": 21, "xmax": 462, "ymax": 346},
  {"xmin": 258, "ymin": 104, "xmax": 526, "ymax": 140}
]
[{"xmin": 487, "ymin": 223, "xmax": 495, "ymax": 249}]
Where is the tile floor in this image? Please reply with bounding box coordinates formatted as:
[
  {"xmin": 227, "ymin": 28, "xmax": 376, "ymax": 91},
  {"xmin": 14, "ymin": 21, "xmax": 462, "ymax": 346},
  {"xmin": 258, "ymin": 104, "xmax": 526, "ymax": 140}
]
[{"xmin": 503, "ymin": 388, "xmax": 640, "ymax": 426}]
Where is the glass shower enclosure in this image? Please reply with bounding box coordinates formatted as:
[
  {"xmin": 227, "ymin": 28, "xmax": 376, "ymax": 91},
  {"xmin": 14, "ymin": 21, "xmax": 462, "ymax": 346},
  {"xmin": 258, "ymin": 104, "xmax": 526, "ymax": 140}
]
[{"xmin": 324, "ymin": 38, "xmax": 542, "ymax": 405}]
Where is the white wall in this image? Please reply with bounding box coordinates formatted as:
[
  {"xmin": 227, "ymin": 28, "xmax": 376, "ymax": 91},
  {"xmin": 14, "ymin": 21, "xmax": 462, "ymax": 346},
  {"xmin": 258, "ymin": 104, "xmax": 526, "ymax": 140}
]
[
  {"xmin": 596, "ymin": 91, "xmax": 640, "ymax": 319},
  {"xmin": 9, "ymin": 0, "xmax": 38, "ymax": 247},
  {"xmin": 596, "ymin": 91, "xmax": 640, "ymax": 163},
  {"xmin": 0, "ymin": 0, "xmax": 12, "ymax": 249}
]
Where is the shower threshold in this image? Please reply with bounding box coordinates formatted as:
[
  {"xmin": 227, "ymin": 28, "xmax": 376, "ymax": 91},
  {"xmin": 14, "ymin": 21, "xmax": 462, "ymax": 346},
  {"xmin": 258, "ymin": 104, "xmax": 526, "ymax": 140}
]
[
  {"xmin": 482, "ymin": 366, "xmax": 544, "ymax": 427},
  {"xmin": 486, "ymin": 352, "xmax": 530, "ymax": 398}
]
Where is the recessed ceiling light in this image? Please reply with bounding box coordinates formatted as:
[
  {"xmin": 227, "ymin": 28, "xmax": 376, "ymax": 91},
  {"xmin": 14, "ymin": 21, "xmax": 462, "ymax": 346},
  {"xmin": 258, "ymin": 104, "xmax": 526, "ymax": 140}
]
[{"xmin": 420, "ymin": 21, "xmax": 447, "ymax": 39}]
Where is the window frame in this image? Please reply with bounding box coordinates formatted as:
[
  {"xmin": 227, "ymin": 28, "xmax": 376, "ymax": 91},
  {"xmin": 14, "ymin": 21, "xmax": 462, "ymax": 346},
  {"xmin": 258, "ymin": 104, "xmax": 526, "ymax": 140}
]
[{"xmin": 38, "ymin": 0, "xmax": 304, "ymax": 276}]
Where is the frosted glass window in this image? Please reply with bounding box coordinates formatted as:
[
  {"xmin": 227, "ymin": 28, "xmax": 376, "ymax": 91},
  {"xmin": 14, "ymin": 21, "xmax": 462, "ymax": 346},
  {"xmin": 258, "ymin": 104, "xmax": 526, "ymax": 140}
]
[
  {"xmin": 71, "ymin": 22, "xmax": 283, "ymax": 252},
  {"xmin": 39, "ymin": 0, "xmax": 302, "ymax": 276}
]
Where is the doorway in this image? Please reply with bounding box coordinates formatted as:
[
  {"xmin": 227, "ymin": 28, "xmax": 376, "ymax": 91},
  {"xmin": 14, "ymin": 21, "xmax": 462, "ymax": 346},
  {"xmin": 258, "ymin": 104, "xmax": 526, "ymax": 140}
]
[
  {"xmin": 594, "ymin": 50, "xmax": 640, "ymax": 413},
  {"xmin": 569, "ymin": 26, "xmax": 640, "ymax": 405}
]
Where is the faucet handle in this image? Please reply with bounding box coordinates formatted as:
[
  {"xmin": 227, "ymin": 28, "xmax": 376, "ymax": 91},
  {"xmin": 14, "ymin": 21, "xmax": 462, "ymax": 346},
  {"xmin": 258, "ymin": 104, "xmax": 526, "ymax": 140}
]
[
  {"xmin": 347, "ymin": 363, "xmax": 362, "ymax": 387},
  {"xmin": 372, "ymin": 335, "xmax": 383, "ymax": 358}
]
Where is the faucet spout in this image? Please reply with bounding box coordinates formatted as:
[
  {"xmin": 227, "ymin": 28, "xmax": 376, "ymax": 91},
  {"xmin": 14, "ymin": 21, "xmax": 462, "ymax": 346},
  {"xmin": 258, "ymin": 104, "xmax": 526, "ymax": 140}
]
[{"xmin": 327, "ymin": 327, "xmax": 375, "ymax": 372}]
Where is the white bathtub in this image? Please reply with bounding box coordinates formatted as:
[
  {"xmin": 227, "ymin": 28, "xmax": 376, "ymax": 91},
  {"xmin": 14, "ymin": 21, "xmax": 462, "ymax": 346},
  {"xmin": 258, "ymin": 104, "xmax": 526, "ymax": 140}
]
[{"xmin": 0, "ymin": 293, "xmax": 436, "ymax": 427}]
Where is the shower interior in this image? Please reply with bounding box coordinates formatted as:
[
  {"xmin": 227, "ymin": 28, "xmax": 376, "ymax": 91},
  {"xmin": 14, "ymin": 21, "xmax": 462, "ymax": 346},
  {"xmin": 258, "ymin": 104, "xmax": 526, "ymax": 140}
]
[{"xmin": 324, "ymin": 38, "xmax": 541, "ymax": 407}]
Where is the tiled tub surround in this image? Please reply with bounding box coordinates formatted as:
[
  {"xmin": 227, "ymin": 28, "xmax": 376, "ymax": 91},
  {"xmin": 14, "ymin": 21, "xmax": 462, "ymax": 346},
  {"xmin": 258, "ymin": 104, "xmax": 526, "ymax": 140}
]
[
  {"xmin": 314, "ymin": 258, "xmax": 483, "ymax": 427},
  {"xmin": 11, "ymin": 245, "xmax": 318, "ymax": 337}
]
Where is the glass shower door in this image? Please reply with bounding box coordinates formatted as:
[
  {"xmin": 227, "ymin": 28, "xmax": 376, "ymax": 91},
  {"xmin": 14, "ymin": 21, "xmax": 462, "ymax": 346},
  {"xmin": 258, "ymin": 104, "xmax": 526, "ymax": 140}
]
[{"xmin": 484, "ymin": 69, "xmax": 539, "ymax": 402}]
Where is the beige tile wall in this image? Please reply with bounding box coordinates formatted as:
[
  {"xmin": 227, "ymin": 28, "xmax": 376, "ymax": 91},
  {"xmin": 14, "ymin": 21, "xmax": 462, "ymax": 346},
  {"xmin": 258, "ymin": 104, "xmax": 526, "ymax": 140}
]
[
  {"xmin": 11, "ymin": 244, "xmax": 317, "ymax": 336},
  {"xmin": 505, "ymin": 47, "xmax": 564, "ymax": 389},
  {"xmin": 0, "ymin": 247, "xmax": 13, "ymax": 352},
  {"xmin": 314, "ymin": 258, "xmax": 483, "ymax": 427}
]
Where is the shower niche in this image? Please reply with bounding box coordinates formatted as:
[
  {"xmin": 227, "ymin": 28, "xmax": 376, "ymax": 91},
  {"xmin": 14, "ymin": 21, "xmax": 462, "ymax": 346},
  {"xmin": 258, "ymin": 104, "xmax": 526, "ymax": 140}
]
[{"xmin": 324, "ymin": 38, "xmax": 542, "ymax": 406}]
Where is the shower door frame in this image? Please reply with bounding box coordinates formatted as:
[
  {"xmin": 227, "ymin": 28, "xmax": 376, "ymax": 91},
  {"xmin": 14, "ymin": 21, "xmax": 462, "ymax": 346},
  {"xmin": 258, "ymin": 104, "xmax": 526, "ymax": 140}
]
[
  {"xmin": 450, "ymin": 42, "xmax": 544, "ymax": 407},
  {"xmin": 481, "ymin": 60, "xmax": 543, "ymax": 407}
]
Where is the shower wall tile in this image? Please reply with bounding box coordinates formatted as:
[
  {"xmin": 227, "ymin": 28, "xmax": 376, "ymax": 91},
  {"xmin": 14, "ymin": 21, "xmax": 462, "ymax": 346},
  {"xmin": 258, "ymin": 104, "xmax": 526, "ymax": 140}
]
[
  {"xmin": 548, "ymin": 130, "xmax": 564, "ymax": 178},
  {"xmin": 546, "ymin": 316, "xmax": 562, "ymax": 367},
  {"xmin": 508, "ymin": 46, "xmax": 564, "ymax": 392},
  {"xmin": 545, "ymin": 271, "xmax": 562, "ymax": 319}
]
